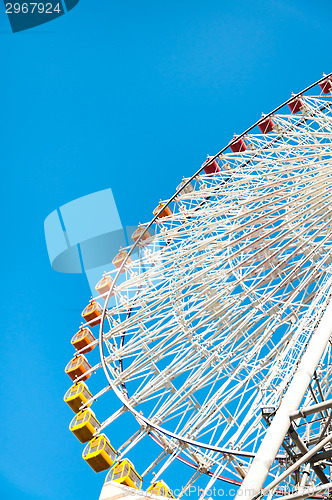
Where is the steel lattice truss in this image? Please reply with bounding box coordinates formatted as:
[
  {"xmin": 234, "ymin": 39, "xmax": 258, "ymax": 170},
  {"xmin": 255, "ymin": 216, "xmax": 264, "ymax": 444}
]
[{"xmin": 74, "ymin": 77, "xmax": 332, "ymax": 499}]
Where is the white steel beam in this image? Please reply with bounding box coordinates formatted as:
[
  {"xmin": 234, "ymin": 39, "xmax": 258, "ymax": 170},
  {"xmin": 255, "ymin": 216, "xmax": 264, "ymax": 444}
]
[{"xmin": 234, "ymin": 289, "xmax": 332, "ymax": 499}]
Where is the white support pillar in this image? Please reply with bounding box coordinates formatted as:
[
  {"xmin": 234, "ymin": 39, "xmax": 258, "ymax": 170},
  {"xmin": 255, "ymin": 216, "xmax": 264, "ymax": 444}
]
[
  {"xmin": 235, "ymin": 293, "xmax": 332, "ymax": 500},
  {"xmin": 99, "ymin": 481, "xmax": 156, "ymax": 500}
]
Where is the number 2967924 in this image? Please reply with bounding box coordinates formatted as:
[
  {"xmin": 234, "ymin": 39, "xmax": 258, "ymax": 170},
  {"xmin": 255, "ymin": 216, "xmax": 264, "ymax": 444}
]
[{"xmin": 6, "ymin": 3, "xmax": 62, "ymax": 14}]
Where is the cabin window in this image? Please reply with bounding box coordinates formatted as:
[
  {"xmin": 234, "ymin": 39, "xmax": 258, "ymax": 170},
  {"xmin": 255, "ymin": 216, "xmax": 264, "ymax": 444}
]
[
  {"xmin": 105, "ymin": 469, "xmax": 112, "ymax": 482},
  {"xmin": 90, "ymin": 444, "xmax": 98, "ymax": 453},
  {"xmin": 89, "ymin": 414, "xmax": 98, "ymax": 427},
  {"xmin": 72, "ymin": 332, "xmax": 79, "ymax": 342},
  {"xmin": 82, "ymin": 386, "xmax": 90, "ymax": 398},
  {"xmin": 104, "ymin": 442, "xmax": 113, "ymax": 456},
  {"xmin": 129, "ymin": 469, "xmax": 140, "ymax": 487},
  {"xmin": 76, "ymin": 413, "xmax": 84, "ymax": 425},
  {"xmin": 113, "ymin": 470, "xmax": 122, "ymax": 480}
]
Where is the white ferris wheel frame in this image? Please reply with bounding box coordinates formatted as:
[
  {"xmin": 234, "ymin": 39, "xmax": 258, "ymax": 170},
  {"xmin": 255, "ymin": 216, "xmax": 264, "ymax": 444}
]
[
  {"xmin": 97, "ymin": 72, "xmax": 332, "ymax": 455},
  {"xmin": 67, "ymin": 72, "xmax": 332, "ymax": 498}
]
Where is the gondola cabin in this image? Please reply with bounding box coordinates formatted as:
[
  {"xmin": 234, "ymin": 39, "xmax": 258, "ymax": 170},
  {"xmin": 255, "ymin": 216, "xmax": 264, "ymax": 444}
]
[
  {"xmin": 82, "ymin": 434, "xmax": 117, "ymax": 473},
  {"xmin": 288, "ymin": 97, "xmax": 303, "ymax": 114},
  {"xmin": 176, "ymin": 179, "xmax": 194, "ymax": 195},
  {"xmin": 95, "ymin": 274, "xmax": 114, "ymax": 297},
  {"xmin": 107, "ymin": 459, "xmax": 142, "ymax": 489},
  {"xmin": 69, "ymin": 408, "xmax": 100, "ymax": 443},
  {"xmin": 65, "ymin": 355, "xmax": 92, "ymax": 382},
  {"xmin": 153, "ymin": 202, "xmax": 173, "ymax": 220},
  {"xmin": 71, "ymin": 327, "xmax": 96, "ymax": 353},
  {"xmin": 82, "ymin": 300, "xmax": 103, "ymax": 327},
  {"xmin": 112, "ymin": 249, "xmax": 133, "ymax": 272},
  {"xmin": 258, "ymin": 116, "xmax": 274, "ymax": 134},
  {"xmin": 131, "ymin": 226, "xmax": 152, "ymax": 245},
  {"xmin": 230, "ymin": 137, "xmax": 246, "ymax": 153},
  {"xmin": 147, "ymin": 480, "xmax": 174, "ymax": 498},
  {"xmin": 319, "ymin": 78, "xmax": 332, "ymax": 94},
  {"xmin": 202, "ymin": 157, "xmax": 220, "ymax": 175},
  {"xmin": 64, "ymin": 382, "xmax": 93, "ymax": 413}
]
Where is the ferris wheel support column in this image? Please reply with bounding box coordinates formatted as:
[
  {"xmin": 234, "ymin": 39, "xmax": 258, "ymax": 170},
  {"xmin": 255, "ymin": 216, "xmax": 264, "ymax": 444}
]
[{"xmin": 235, "ymin": 290, "xmax": 332, "ymax": 500}]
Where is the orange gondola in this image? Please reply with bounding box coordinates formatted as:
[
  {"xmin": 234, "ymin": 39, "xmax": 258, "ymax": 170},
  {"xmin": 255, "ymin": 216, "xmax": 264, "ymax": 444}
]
[
  {"xmin": 82, "ymin": 300, "xmax": 103, "ymax": 326},
  {"xmin": 95, "ymin": 274, "xmax": 114, "ymax": 297},
  {"xmin": 112, "ymin": 249, "xmax": 133, "ymax": 272},
  {"xmin": 131, "ymin": 226, "xmax": 152, "ymax": 245},
  {"xmin": 65, "ymin": 355, "xmax": 92, "ymax": 382},
  {"xmin": 71, "ymin": 326, "xmax": 96, "ymax": 353},
  {"xmin": 153, "ymin": 202, "xmax": 173, "ymax": 219}
]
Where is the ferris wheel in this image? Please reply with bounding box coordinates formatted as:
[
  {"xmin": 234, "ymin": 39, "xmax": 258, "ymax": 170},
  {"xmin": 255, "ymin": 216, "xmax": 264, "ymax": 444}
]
[{"xmin": 63, "ymin": 73, "xmax": 332, "ymax": 500}]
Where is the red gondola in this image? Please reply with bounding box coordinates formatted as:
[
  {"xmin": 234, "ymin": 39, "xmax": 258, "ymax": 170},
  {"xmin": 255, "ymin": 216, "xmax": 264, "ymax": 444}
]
[
  {"xmin": 319, "ymin": 78, "xmax": 332, "ymax": 94},
  {"xmin": 230, "ymin": 137, "xmax": 246, "ymax": 153},
  {"xmin": 288, "ymin": 97, "xmax": 303, "ymax": 114},
  {"xmin": 258, "ymin": 116, "xmax": 274, "ymax": 134},
  {"xmin": 202, "ymin": 156, "xmax": 220, "ymax": 175}
]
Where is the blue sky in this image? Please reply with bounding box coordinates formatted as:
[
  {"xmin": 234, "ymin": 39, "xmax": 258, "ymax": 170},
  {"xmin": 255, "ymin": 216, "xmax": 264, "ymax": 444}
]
[{"xmin": 1, "ymin": 1, "xmax": 331, "ymax": 499}]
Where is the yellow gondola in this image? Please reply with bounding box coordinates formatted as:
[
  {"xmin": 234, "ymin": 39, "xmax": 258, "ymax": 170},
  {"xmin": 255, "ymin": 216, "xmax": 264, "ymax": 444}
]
[
  {"xmin": 69, "ymin": 408, "xmax": 100, "ymax": 443},
  {"xmin": 106, "ymin": 458, "xmax": 142, "ymax": 489},
  {"xmin": 82, "ymin": 434, "xmax": 117, "ymax": 473},
  {"xmin": 64, "ymin": 382, "xmax": 93, "ymax": 413},
  {"xmin": 147, "ymin": 480, "xmax": 174, "ymax": 498}
]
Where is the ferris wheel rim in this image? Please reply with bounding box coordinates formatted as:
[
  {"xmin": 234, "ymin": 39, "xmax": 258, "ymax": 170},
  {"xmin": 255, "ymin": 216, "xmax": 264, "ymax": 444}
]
[{"xmin": 96, "ymin": 72, "xmax": 332, "ymax": 461}]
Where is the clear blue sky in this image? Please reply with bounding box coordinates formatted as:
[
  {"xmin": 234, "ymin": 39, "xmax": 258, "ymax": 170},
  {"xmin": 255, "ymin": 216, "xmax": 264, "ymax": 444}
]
[{"xmin": 1, "ymin": 1, "xmax": 331, "ymax": 499}]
